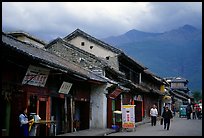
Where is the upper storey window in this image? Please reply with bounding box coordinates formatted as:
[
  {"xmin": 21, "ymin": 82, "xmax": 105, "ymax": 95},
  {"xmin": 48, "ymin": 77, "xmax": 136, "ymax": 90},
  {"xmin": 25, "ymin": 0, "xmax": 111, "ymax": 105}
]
[
  {"xmin": 81, "ymin": 42, "xmax": 85, "ymax": 46},
  {"xmin": 90, "ymin": 46, "xmax": 93, "ymax": 49}
]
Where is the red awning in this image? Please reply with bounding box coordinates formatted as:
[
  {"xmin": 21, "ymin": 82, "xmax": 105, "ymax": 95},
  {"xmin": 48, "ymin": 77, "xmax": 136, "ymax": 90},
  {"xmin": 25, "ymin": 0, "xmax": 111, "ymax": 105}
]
[{"xmin": 108, "ymin": 88, "xmax": 122, "ymax": 99}]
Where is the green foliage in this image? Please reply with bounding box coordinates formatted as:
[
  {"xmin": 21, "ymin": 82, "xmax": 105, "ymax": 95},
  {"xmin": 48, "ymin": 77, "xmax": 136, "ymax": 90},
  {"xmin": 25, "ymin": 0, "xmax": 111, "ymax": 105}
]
[{"xmin": 192, "ymin": 91, "xmax": 202, "ymax": 102}]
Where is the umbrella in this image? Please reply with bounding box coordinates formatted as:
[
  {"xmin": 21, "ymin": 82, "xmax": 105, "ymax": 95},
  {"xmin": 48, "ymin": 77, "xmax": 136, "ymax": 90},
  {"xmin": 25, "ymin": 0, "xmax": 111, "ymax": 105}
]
[{"xmin": 194, "ymin": 104, "xmax": 199, "ymax": 107}]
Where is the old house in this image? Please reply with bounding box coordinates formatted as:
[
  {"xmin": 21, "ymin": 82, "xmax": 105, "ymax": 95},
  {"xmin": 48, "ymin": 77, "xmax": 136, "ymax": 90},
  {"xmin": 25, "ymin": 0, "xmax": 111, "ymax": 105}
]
[
  {"xmin": 62, "ymin": 28, "xmax": 165, "ymax": 128},
  {"xmin": 164, "ymin": 77, "xmax": 194, "ymax": 110},
  {"xmin": 6, "ymin": 31, "xmax": 47, "ymax": 49},
  {"xmin": 1, "ymin": 27, "xmax": 171, "ymax": 136},
  {"xmin": 141, "ymin": 70, "xmax": 167, "ymax": 116},
  {"xmin": 1, "ymin": 32, "xmax": 109, "ymax": 136},
  {"xmin": 44, "ymin": 37, "xmax": 118, "ymax": 130}
]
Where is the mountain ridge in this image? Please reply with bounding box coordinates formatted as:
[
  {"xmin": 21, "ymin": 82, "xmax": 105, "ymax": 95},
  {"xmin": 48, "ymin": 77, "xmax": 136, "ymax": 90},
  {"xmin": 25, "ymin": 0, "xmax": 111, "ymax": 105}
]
[{"xmin": 102, "ymin": 24, "xmax": 202, "ymax": 92}]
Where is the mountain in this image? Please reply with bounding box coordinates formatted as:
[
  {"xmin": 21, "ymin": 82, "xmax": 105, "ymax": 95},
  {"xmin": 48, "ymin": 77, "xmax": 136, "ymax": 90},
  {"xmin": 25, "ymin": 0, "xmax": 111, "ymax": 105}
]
[
  {"xmin": 105, "ymin": 29, "xmax": 162, "ymax": 45},
  {"xmin": 102, "ymin": 24, "xmax": 202, "ymax": 92}
]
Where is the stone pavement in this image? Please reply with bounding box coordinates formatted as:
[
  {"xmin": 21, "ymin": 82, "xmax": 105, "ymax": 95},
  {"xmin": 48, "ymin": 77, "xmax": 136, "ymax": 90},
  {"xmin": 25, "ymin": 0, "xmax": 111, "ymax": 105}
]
[
  {"xmin": 57, "ymin": 117, "xmax": 153, "ymax": 136},
  {"xmin": 57, "ymin": 128, "xmax": 116, "ymax": 136}
]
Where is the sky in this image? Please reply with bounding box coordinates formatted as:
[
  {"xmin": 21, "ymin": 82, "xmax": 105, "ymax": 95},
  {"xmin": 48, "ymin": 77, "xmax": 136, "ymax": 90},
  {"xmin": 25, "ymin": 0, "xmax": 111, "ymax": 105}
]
[{"xmin": 2, "ymin": 2, "xmax": 202, "ymax": 42}]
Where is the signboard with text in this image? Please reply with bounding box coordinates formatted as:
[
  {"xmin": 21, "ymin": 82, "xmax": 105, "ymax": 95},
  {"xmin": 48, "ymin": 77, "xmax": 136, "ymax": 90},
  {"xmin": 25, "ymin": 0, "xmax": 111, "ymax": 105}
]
[
  {"xmin": 58, "ymin": 81, "xmax": 72, "ymax": 95},
  {"xmin": 122, "ymin": 105, "xmax": 135, "ymax": 128},
  {"xmin": 22, "ymin": 65, "xmax": 49, "ymax": 87}
]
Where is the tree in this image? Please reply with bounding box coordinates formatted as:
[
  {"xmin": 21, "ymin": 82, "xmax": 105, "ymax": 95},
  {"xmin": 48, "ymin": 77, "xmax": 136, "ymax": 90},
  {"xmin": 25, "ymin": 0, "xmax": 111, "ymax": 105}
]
[{"xmin": 192, "ymin": 91, "xmax": 202, "ymax": 103}]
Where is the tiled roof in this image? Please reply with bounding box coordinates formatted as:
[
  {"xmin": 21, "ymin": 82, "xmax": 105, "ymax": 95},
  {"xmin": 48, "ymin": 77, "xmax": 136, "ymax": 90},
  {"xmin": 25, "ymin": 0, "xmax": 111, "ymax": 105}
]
[
  {"xmin": 2, "ymin": 32, "xmax": 108, "ymax": 83},
  {"xmin": 45, "ymin": 37, "xmax": 108, "ymax": 67},
  {"xmin": 164, "ymin": 77, "xmax": 188, "ymax": 83},
  {"xmin": 63, "ymin": 28, "xmax": 147, "ymax": 72},
  {"xmin": 63, "ymin": 28, "xmax": 123, "ymax": 54},
  {"xmin": 173, "ymin": 90, "xmax": 193, "ymax": 99},
  {"xmin": 46, "ymin": 37, "xmax": 126, "ymax": 77},
  {"xmin": 6, "ymin": 31, "xmax": 47, "ymax": 45},
  {"xmin": 144, "ymin": 69, "xmax": 165, "ymax": 84},
  {"xmin": 119, "ymin": 53, "xmax": 147, "ymax": 70},
  {"xmin": 171, "ymin": 91, "xmax": 188, "ymax": 100}
]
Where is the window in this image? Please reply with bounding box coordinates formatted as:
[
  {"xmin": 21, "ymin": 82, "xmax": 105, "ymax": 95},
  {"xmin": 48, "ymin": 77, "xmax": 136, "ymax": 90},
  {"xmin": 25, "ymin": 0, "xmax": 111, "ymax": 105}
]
[{"xmin": 81, "ymin": 42, "xmax": 85, "ymax": 46}]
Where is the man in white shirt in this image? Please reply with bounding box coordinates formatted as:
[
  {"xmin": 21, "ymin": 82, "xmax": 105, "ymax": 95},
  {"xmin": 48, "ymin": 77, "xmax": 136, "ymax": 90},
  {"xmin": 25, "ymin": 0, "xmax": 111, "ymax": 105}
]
[{"xmin": 150, "ymin": 104, "xmax": 158, "ymax": 126}]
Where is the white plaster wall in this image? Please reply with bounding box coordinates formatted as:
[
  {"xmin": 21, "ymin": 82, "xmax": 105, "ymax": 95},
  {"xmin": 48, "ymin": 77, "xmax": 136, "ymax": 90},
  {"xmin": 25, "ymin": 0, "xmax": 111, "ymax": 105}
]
[
  {"xmin": 68, "ymin": 36, "xmax": 120, "ymax": 70},
  {"xmin": 90, "ymin": 84, "xmax": 108, "ymax": 128},
  {"xmin": 69, "ymin": 36, "xmax": 116, "ymax": 58}
]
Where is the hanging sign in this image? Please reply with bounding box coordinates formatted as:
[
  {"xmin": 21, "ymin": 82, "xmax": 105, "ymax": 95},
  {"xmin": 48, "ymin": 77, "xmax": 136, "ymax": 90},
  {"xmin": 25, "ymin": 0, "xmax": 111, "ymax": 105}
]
[{"xmin": 58, "ymin": 81, "xmax": 72, "ymax": 95}]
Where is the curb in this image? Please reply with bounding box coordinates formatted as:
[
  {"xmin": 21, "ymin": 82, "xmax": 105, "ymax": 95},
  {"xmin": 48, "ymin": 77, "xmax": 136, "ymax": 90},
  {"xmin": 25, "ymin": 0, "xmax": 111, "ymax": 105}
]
[{"xmin": 96, "ymin": 129, "xmax": 117, "ymax": 136}]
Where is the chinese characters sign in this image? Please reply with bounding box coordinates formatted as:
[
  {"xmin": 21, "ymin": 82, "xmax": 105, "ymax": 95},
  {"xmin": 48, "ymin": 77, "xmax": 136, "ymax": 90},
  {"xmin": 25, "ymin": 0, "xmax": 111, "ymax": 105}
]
[
  {"xmin": 122, "ymin": 105, "xmax": 135, "ymax": 128},
  {"xmin": 22, "ymin": 65, "xmax": 49, "ymax": 87},
  {"xmin": 58, "ymin": 81, "xmax": 72, "ymax": 95}
]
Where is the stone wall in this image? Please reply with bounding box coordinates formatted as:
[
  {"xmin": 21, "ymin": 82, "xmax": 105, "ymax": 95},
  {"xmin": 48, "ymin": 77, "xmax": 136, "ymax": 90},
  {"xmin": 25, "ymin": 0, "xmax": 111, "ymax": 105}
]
[{"xmin": 46, "ymin": 41, "xmax": 106, "ymax": 74}]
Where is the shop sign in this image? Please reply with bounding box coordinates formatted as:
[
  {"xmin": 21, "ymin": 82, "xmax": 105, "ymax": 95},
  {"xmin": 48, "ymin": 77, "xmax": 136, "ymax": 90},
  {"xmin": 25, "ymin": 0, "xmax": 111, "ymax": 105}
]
[
  {"xmin": 108, "ymin": 88, "xmax": 122, "ymax": 99},
  {"xmin": 122, "ymin": 105, "xmax": 135, "ymax": 129},
  {"xmin": 22, "ymin": 65, "xmax": 49, "ymax": 87},
  {"xmin": 58, "ymin": 81, "xmax": 72, "ymax": 95}
]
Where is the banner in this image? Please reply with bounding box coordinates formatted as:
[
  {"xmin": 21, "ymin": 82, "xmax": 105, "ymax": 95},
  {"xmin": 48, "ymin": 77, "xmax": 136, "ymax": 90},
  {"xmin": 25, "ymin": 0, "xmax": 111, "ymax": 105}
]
[{"xmin": 122, "ymin": 105, "xmax": 135, "ymax": 128}]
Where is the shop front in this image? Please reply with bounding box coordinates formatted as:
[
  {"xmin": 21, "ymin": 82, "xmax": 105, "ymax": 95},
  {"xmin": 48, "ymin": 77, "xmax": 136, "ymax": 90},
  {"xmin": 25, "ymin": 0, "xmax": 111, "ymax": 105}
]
[
  {"xmin": 73, "ymin": 83, "xmax": 91, "ymax": 131},
  {"xmin": 107, "ymin": 86, "xmax": 132, "ymax": 129},
  {"xmin": 133, "ymin": 94, "xmax": 143, "ymax": 122}
]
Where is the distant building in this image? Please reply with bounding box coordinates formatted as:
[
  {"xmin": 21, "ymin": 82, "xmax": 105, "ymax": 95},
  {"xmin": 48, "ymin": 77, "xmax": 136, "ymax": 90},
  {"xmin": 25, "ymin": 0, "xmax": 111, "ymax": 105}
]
[
  {"xmin": 164, "ymin": 77, "xmax": 189, "ymax": 93},
  {"xmin": 6, "ymin": 31, "xmax": 47, "ymax": 49},
  {"xmin": 164, "ymin": 77, "xmax": 194, "ymax": 111}
]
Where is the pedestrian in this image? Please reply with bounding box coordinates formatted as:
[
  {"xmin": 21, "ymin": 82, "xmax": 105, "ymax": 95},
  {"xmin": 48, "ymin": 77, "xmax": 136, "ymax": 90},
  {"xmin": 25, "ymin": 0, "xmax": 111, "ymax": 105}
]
[
  {"xmin": 150, "ymin": 104, "xmax": 158, "ymax": 126},
  {"xmin": 192, "ymin": 106, "xmax": 197, "ymax": 119},
  {"xmin": 19, "ymin": 107, "xmax": 34, "ymax": 136},
  {"xmin": 162, "ymin": 106, "xmax": 173, "ymax": 130},
  {"xmin": 186, "ymin": 104, "xmax": 192, "ymax": 120},
  {"xmin": 196, "ymin": 106, "xmax": 201, "ymax": 119},
  {"xmin": 173, "ymin": 106, "xmax": 176, "ymax": 117}
]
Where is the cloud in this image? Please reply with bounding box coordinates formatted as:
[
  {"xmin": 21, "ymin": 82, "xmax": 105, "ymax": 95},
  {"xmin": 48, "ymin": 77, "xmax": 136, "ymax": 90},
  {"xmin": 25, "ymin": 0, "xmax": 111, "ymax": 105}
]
[
  {"xmin": 2, "ymin": 2, "xmax": 202, "ymax": 41},
  {"xmin": 142, "ymin": 2, "xmax": 202, "ymax": 32}
]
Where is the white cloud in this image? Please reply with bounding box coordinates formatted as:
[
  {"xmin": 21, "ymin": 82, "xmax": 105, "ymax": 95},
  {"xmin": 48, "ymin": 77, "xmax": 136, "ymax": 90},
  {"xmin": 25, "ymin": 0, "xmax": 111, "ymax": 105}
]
[{"xmin": 2, "ymin": 2, "xmax": 202, "ymax": 41}]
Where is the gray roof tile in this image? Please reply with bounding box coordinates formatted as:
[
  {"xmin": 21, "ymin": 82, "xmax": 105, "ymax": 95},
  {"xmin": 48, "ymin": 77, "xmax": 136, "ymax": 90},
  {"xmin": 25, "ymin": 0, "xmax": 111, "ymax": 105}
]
[{"xmin": 2, "ymin": 33, "xmax": 108, "ymax": 83}]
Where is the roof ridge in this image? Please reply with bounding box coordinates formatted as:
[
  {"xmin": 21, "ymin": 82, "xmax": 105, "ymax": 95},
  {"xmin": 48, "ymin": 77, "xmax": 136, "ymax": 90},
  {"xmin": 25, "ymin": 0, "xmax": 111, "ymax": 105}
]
[{"xmin": 64, "ymin": 28, "xmax": 123, "ymax": 54}]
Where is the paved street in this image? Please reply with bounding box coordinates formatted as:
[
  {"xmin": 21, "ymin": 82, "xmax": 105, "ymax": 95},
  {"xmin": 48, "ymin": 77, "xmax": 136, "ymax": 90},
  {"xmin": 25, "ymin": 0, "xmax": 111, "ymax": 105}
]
[{"xmin": 107, "ymin": 117, "xmax": 202, "ymax": 136}]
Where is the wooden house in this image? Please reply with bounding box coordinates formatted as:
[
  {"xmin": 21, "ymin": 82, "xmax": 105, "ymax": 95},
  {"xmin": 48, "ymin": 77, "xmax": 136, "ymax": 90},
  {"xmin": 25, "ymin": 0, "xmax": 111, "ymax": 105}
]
[
  {"xmin": 62, "ymin": 29, "xmax": 165, "ymax": 128},
  {"xmin": 1, "ymin": 32, "xmax": 109, "ymax": 136}
]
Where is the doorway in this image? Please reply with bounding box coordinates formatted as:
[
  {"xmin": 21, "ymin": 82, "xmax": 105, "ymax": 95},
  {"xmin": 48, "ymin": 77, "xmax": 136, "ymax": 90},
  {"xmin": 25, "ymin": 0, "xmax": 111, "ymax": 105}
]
[
  {"xmin": 38, "ymin": 100, "xmax": 46, "ymax": 136},
  {"xmin": 74, "ymin": 101, "xmax": 89, "ymax": 130},
  {"xmin": 51, "ymin": 97, "xmax": 65, "ymax": 135},
  {"xmin": 135, "ymin": 101, "xmax": 142, "ymax": 122}
]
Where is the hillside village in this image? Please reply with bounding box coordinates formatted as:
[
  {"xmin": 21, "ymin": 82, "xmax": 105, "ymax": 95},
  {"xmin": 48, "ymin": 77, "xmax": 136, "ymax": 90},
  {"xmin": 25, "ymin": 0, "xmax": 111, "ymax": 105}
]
[{"xmin": 1, "ymin": 29, "xmax": 196, "ymax": 136}]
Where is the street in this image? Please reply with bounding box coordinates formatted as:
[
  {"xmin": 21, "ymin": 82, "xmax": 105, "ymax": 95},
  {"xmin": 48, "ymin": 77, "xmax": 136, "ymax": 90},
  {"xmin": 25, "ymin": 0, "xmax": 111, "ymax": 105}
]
[{"xmin": 107, "ymin": 117, "xmax": 202, "ymax": 136}]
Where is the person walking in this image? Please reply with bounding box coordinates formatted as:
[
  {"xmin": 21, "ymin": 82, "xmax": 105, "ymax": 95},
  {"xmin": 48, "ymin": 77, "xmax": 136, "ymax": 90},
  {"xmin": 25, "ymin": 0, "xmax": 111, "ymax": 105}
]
[
  {"xmin": 19, "ymin": 107, "xmax": 34, "ymax": 136},
  {"xmin": 162, "ymin": 106, "xmax": 173, "ymax": 130},
  {"xmin": 186, "ymin": 104, "xmax": 192, "ymax": 120},
  {"xmin": 196, "ymin": 106, "xmax": 202, "ymax": 119},
  {"xmin": 192, "ymin": 106, "xmax": 197, "ymax": 119},
  {"xmin": 150, "ymin": 104, "xmax": 158, "ymax": 126}
]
